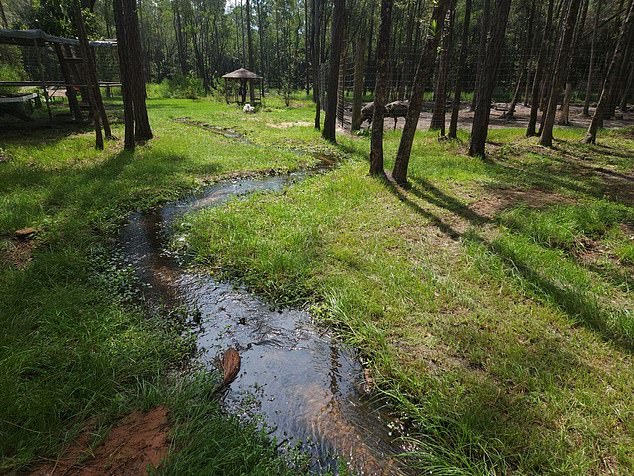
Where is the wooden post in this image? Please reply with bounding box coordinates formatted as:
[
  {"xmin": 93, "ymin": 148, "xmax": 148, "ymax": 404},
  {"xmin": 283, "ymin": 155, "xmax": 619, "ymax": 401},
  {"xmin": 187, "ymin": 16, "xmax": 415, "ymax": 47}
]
[
  {"xmin": 53, "ymin": 43, "xmax": 83, "ymax": 122},
  {"xmin": 72, "ymin": 2, "xmax": 103, "ymax": 149},
  {"xmin": 72, "ymin": 0, "xmax": 112, "ymax": 140}
]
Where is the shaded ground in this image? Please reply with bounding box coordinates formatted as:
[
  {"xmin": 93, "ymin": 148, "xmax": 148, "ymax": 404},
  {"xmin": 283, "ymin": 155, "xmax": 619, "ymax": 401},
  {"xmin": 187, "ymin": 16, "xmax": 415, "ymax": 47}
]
[
  {"xmin": 30, "ymin": 407, "xmax": 169, "ymax": 476},
  {"xmin": 345, "ymin": 102, "xmax": 634, "ymax": 131}
]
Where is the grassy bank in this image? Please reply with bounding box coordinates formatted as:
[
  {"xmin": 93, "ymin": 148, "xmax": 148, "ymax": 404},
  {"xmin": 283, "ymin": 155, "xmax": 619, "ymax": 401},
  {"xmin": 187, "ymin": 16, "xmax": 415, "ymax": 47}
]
[
  {"xmin": 182, "ymin": 121, "xmax": 634, "ymax": 473},
  {"xmin": 0, "ymin": 97, "xmax": 319, "ymax": 473}
]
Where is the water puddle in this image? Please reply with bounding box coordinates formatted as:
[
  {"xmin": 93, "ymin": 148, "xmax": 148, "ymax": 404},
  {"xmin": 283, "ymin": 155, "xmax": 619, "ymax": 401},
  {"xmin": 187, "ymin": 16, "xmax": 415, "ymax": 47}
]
[{"xmin": 120, "ymin": 171, "xmax": 409, "ymax": 475}]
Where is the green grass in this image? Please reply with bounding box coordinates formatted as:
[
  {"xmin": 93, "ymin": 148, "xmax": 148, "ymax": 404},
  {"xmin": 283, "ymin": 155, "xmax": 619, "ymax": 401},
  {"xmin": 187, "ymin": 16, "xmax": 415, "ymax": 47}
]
[
  {"xmin": 181, "ymin": 117, "xmax": 634, "ymax": 474},
  {"xmin": 2, "ymin": 95, "xmax": 633, "ymax": 474},
  {"xmin": 0, "ymin": 96, "xmax": 319, "ymax": 473}
]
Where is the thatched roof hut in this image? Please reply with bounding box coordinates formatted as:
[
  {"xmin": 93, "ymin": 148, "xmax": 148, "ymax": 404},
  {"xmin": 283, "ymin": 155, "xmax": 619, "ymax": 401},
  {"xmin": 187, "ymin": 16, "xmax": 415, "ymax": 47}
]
[{"xmin": 222, "ymin": 68, "xmax": 263, "ymax": 105}]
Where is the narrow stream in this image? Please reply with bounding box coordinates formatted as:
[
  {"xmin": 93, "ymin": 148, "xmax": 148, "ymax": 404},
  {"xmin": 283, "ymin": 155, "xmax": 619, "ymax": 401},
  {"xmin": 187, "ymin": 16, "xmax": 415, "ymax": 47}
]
[{"xmin": 120, "ymin": 169, "xmax": 408, "ymax": 475}]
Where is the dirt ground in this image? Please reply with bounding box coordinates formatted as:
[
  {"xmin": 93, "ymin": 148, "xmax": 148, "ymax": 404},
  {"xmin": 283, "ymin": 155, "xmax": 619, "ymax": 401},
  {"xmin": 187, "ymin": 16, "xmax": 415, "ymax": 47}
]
[
  {"xmin": 346, "ymin": 102, "xmax": 634, "ymax": 132},
  {"xmin": 30, "ymin": 407, "xmax": 170, "ymax": 476}
]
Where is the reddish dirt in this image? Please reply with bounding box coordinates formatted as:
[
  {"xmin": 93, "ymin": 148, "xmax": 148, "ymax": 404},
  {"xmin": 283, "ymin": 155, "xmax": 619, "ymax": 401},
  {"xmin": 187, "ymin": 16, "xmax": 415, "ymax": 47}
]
[{"xmin": 30, "ymin": 406, "xmax": 170, "ymax": 476}]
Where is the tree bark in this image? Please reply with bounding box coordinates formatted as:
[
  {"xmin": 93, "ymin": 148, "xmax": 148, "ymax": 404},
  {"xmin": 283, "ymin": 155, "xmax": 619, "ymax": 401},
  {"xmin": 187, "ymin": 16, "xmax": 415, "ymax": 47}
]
[
  {"xmin": 506, "ymin": 0, "xmax": 535, "ymax": 119},
  {"xmin": 124, "ymin": 0, "xmax": 153, "ymax": 141},
  {"xmin": 113, "ymin": 0, "xmax": 135, "ymax": 150},
  {"xmin": 468, "ymin": 0, "xmax": 512, "ymax": 157},
  {"xmin": 246, "ymin": 0, "xmax": 255, "ymax": 102},
  {"xmin": 471, "ymin": 0, "xmax": 491, "ymax": 111},
  {"xmin": 448, "ymin": 0, "xmax": 472, "ymax": 139},
  {"xmin": 430, "ymin": 3, "xmax": 455, "ymax": 135},
  {"xmin": 391, "ymin": 0, "xmax": 450, "ymax": 184},
  {"xmin": 351, "ymin": 37, "xmax": 367, "ymax": 131},
  {"xmin": 527, "ymin": 0, "xmax": 555, "ymax": 136},
  {"xmin": 540, "ymin": 0, "xmax": 583, "ymax": 147},
  {"xmin": 557, "ymin": 0, "xmax": 589, "ymax": 125},
  {"xmin": 313, "ymin": 0, "xmax": 322, "ymax": 129},
  {"xmin": 322, "ymin": 0, "xmax": 345, "ymax": 142},
  {"xmin": 369, "ymin": 0, "xmax": 394, "ymax": 177},
  {"xmin": 620, "ymin": 59, "xmax": 634, "ymax": 110},
  {"xmin": 585, "ymin": 0, "xmax": 634, "ymax": 143},
  {"xmin": 557, "ymin": 82, "xmax": 573, "ymax": 125}
]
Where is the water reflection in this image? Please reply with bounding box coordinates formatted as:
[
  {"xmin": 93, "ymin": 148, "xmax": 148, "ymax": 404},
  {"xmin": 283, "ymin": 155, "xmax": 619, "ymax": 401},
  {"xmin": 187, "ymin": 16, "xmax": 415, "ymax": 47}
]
[{"xmin": 120, "ymin": 174, "xmax": 407, "ymax": 475}]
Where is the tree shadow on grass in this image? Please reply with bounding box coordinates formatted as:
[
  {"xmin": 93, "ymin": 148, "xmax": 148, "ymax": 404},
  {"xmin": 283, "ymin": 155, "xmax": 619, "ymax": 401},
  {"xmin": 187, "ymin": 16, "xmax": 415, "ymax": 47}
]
[
  {"xmin": 382, "ymin": 173, "xmax": 633, "ymax": 353},
  {"xmin": 409, "ymin": 177, "xmax": 491, "ymax": 226},
  {"xmin": 378, "ymin": 174, "xmax": 632, "ymax": 472}
]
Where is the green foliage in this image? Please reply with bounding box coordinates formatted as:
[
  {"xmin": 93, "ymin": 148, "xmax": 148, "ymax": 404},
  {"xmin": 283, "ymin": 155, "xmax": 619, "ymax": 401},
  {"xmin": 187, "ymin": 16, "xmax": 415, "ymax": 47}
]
[
  {"xmin": 0, "ymin": 46, "xmax": 26, "ymax": 93},
  {"xmin": 146, "ymin": 75, "xmax": 208, "ymax": 99}
]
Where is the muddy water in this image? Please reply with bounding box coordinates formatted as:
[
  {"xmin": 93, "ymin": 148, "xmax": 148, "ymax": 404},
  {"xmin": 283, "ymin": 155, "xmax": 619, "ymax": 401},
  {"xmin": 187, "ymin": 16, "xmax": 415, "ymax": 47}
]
[{"xmin": 120, "ymin": 172, "xmax": 408, "ymax": 475}]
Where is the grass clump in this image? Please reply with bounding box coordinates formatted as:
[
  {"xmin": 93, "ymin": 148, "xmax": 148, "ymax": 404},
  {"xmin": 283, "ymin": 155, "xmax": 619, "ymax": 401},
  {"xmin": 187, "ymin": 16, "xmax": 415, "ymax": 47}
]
[{"xmin": 499, "ymin": 200, "xmax": 633, "ymax": 250}]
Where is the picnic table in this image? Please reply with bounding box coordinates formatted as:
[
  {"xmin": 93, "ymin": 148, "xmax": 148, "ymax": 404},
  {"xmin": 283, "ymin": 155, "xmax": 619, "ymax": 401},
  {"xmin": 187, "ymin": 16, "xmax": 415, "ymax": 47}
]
[{"xmin": 0, "ymin": 93, "xmax": 40, "ymax": 121}]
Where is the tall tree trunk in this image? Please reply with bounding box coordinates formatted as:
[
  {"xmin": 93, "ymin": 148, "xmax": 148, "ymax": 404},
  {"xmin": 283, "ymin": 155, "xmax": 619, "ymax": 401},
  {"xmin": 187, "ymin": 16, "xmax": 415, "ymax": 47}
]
[
  {"xmin": 351, "ymin": 37, "xmax": 367, "ymax": 131},
  {"xmin": 369, "ymin": 0, "xmax": 394, "ymax": 177},
  {"xmin": 609, "ymin": 16, "xmax": 634, "ymax": 115},
  {"xmin": 506, "ymin": 0, "xmax": 536, "ymax": 119},
  {"xmin": 365, "ymin": 0, "xmax": 375, "ymax": 95},
  {"xmin": 246, "ymin": 0, "xmax": 255, "ymax": 102},
  {"xmin": 114, "ymin": 0, "xmax": 153, "ymax": 145},
  {"xmin": 322, "ymin": 0, "xmax": 345, "ymax": 142},
  {"xmin": 173, "ymin": 4, "xmax": 188, "ymax": 76},
  {"xmin": 313, "ymin": 0, "xmax": 322, "ymax": 129},
  {"xmin": 448, "ymin": 0, "xmax": 472, "ymax": 139},
  {"xmin": 113, "ymin": 0, "xmax": 134, "ymax": 150},
  {"xmin": 540, "ymin": 0, "xmax": 583, "ymax": 147},
  {"xmin": 468, "ymin": 0, "xmax": 512, "ymax": 157},
  {"xmin": 430, "ymin": 3, "xmax": 455, "ymax": 134},
  {"xmin": 584, "ymin": 0, "xmax": 602, "ymax": 115},
  {"xmin": 557, "ymin": 0, "xmax": 589, "ymax": 125},
  {"xmin": 125, "ymin": 0, "xmax": 152, "ymax": 141},
  {"xmin": 256, "ymin": 0, "xmax": 266, "ymax": 78},
  {"xmin": 471, "ymin": 0, "xmax": 491, "ymax": 111},
  {"xmin": 527, "ymin": 0, "xmax": 555, "ymax": 136},
  {"xmin": 585, "ymin": 0, "xmax": 634, "ymax": 143},
  {"xmin": 620, "ymin": 59, "xmax": 634, "ymax": 110},
  {"xmin": 304, "ymin": 0, "xmax": 310, "ymax": 96},
  {"xmin": 391, "ymin": 0, "xmax": 450, "ymax": 184}
]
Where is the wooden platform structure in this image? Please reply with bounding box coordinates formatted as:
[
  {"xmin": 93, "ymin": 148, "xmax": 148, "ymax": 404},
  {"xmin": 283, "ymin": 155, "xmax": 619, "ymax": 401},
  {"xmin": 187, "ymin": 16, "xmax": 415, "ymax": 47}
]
[
  {"xmin": 0, "ymin": 93, "xmax": 39, "ymax": 121},
  {"xmin": 0, "ymin": 29, "xmax": 119, "ymax": 120},
  {"xmin": 222, "ymin": 68, "xmax": 263, "ymax": 105}
]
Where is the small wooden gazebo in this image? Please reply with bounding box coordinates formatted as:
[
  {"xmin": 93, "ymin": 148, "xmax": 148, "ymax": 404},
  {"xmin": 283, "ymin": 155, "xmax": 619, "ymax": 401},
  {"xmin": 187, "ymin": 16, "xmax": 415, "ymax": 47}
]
[{"xmin": 222, "ymin": 68, "xmax": 263, "ymax": 105}]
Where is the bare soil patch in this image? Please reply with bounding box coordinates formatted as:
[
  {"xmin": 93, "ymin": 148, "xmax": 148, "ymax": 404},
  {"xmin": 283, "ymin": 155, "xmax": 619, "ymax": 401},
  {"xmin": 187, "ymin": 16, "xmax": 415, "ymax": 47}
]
[
  {"xmin": 30, "ymin": 406, "xmax": 170, "ymax": 476},
  {"xmin": 1, "ymin": 239, "xmax": 36, "ymax": 269},
  {"xmin": 268, "ymin": 121, "xmax": 313, "ymax": 129},
  {"xmin": 344, "ymin": 103, "xmax": 634, "ymax": 132},
  {"xmin": 471, "ymin": 187, "xmax": 574, "ymax": 219}
]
